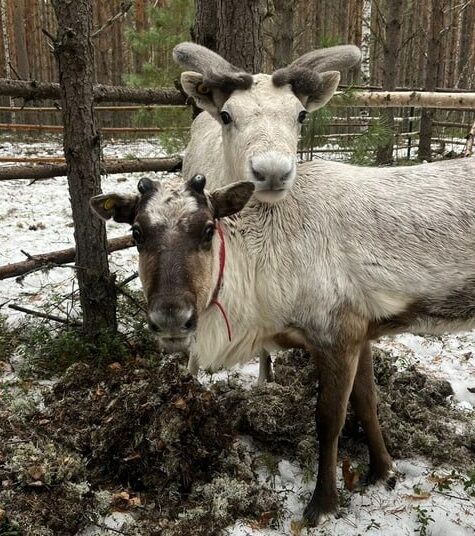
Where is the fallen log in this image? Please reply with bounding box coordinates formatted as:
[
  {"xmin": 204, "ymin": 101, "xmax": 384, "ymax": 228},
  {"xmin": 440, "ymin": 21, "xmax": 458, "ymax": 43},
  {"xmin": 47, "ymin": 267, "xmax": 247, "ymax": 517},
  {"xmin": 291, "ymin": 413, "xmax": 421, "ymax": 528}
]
[
  {"xmin": 0, "ymin": 235, "xmax": 134, "ymax": 280},
  {"xmin": 0, "ymin": 156, "xmax": 182, "ymax": 181},
  {"xmin": 0, "ymin": 78, "xmax": 186, "ymax": 105}
]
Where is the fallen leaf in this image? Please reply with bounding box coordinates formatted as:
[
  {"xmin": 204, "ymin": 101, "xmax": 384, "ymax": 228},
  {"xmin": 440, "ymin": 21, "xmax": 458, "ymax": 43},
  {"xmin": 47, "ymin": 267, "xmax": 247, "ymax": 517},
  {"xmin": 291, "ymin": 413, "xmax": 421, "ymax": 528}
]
[
  {"xmin": 249, "ymin": 510, "xmax": 274, "ymax": 529},
  {"xmin": 129, "ymin": 496, "xmax": 142, "ymax": 507},
  {"xmin": 0, "ymin": 508, "xmax": 5, "ymax": 522},
  {"xmin": 404, "ymin": 492, "xmax": 431, "ymax": 500},
  {"xmin": 173, "ymin": 397, "xmax": 187, "ymax": 410},
  {"xmin": 290, "ymin": 519, "xmax": 305, "ymax": 536},
  {"xmin": 108, "ymin": 362, "xmax": 122, "ymax": 371},
  {"xmin": 123, "ymin": 453, "xmax": 141, "ymax": 462},
  {"xmin": 342, "ymin": 458, "xmax": 360, "ymax": 491},
  {"xmin": 27, "ymin": 465, "xmax": 45, "ymax": 481}
]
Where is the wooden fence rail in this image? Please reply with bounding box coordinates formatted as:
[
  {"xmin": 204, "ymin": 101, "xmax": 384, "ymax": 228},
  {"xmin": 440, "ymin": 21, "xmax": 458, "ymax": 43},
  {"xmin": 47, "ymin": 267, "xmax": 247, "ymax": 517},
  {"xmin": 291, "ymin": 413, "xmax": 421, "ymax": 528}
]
[
  {"xmin": 0, "ymin": 123, "xmax": 189, "ymax": 134},
  {"xmin": 0, "ymin": 78, "xmax": 186, "ymax": 105},
  {"xmin": 1, "ymin": 78, "xmax": 474, "ymax": 109},
  {"xmin": 0, "ymin": 156, "xmax": 182, "ymax": 181}
]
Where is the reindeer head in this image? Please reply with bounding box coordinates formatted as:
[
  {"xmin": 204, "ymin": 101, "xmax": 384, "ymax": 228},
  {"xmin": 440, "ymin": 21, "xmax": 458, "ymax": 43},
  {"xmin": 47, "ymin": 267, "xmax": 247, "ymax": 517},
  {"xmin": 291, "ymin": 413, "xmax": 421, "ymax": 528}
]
[
  {"xmin": 174, "ymin": 42, "xmax": 360, "ymax": 202},
  {"xmin": 90, "ymin": 176, "xmax": 254, "ymax": 352}
]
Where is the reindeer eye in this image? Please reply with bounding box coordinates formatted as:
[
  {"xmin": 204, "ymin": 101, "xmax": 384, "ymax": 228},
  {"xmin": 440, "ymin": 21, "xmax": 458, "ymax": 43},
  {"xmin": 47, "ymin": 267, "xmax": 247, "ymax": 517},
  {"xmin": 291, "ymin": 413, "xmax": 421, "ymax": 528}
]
[
  {"xmin": 220, "ymin": 111, "xmax": 232, "ymax": 125},
  {"xmin": 132, "ymin": 225, "xmax": 142, "ymax": 244},
  {"xmin": 203, "ymin": 223, "xmax": 215, "ymax": 243},
  {"xmin": 298, "ymin": 110, "xmax": 308, "ymax": 124}
]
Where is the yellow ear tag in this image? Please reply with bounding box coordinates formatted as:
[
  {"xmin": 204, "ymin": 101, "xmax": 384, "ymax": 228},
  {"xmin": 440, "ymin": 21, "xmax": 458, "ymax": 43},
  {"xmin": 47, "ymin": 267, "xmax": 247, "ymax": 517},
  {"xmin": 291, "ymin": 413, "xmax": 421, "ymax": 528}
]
[
  {"xmin": 197, "ymin": 83, "xmax": 210, "ymax": 95},
  {"xmin": 104, "ymin": 198, "xmax": 115, "ymax": 211}
]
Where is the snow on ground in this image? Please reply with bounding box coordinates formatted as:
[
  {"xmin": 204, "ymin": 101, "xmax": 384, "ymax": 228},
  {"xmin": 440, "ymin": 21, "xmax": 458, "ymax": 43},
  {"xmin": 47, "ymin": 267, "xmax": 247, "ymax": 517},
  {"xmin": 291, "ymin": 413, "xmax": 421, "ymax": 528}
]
[{"xmin": 1, "ymin": 140, "xmax": 474, "ymax": 535}]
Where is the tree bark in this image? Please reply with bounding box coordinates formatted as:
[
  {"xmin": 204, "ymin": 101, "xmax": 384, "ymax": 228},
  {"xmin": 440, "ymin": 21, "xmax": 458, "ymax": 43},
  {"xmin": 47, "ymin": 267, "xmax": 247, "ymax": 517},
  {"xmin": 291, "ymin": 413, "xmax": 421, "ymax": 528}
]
[
  {"xmin": 375, "ymin": 0, "xmax": 404, "ymax": 165},
  {"xmin": 51, "ymin": 0, "xmax": 117, "ymax": 337},
  {"xmin": 272, "ymin": 0, "xmax": 295, "ymax": 69},
  {"xmin": 133, "ymin": 0, "xmax": 147, "ymax": 73},
  {"xmin": 216, "ymin": 0, "xmax": 267, "ymax": 72},
  {"xmin": 418, "ymin": 0, "xmax": 444, "ymax": 161},
  {"xmin": 192, "ymin": 0, "xmax": 218, "ymax": 51},
  {"xmin": 12, "ymin": 0, "xmax": 30, "ymax": 78}
]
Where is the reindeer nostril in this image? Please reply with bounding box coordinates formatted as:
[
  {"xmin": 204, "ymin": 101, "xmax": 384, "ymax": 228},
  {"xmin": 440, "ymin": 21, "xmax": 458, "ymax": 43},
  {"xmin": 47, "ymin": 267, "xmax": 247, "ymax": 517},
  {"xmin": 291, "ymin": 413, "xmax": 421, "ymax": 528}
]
[
  {"xmin": 184, "ymin": 314, "xmax": 196, "ymax": 330},
  {"xmin": 254, "ymin": 171, "xmax": 266, "ymax": 182}
]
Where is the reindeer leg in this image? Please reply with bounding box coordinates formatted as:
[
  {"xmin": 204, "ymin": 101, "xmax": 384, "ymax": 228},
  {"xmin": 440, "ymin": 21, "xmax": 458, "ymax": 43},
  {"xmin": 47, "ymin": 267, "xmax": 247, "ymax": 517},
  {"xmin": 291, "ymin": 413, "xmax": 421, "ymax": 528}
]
[
  {"xmin": 257, "ymin": 349, "xmax": 274, "ymax": 385},
  {"xmin": 350, "ymin": 340, "xmax": 393, "ymax": 483},
  {"xmin": 187, "ymin": 353, "xmax": 199, "ymax": 376},
  {"xmin": 303, "ymin": 340, "xmax": 360, "ymax": 526}
]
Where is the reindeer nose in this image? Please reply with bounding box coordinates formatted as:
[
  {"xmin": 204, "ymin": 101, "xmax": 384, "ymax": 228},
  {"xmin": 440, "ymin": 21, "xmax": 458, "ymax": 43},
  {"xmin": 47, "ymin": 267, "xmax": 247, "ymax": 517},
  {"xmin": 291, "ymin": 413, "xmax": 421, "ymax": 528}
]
[
  {"xmin": 148, "ymin": 304, "xmax": 196, "ymax": 334},
  {"xmin": 250, "ymin": 151, "xmax": 296, "ymax": 189}
]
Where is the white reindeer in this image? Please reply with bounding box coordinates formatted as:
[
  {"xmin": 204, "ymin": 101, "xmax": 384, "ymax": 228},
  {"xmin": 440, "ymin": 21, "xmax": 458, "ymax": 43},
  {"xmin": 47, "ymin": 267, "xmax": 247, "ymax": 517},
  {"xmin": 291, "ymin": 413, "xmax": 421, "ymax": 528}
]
[
  {"xmin": 174, "ymin": 42, "xmax": 361, "ymax": 381},
  {"xmin": 174, "ymin": 42, "xmax": 361, "ymax": 202},
  {"xmin": 91, "ymin": 154, "xmax": 475, "ymax": 524}
]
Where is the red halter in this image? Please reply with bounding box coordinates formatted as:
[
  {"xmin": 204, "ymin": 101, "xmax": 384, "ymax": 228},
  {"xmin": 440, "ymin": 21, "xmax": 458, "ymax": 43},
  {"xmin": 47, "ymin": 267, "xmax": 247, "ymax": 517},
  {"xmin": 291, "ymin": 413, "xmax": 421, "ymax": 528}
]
[{"xmin": 210, "ymin": 221, "xmax": 232, "ymax": 342}]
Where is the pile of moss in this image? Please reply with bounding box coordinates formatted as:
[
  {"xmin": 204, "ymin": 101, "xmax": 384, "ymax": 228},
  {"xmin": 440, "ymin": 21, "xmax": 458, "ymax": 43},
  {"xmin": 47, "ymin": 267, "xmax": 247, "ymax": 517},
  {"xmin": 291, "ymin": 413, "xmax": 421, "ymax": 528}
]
[{"xmin": 1, "ymin": 345, "xmax": 473, "ymax": 535}]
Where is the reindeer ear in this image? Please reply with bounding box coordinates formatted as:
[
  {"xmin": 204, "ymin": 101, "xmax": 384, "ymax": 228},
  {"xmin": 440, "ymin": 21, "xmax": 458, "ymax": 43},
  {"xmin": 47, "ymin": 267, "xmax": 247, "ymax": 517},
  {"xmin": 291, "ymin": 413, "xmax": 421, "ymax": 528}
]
[
  {"xmin": 303, "ymin": 71, "xmax": 340, "ymax": 112},
  {"xmin": 181, "ymin": 71, "xmax": 220, "ymax": 116},
  {"xmin": 210, "ymin": 182, "xmax": 255, "ymax": 219},
  {"xmin": 90, "ymin": 193, "xmax": 138, "ymax": 224}
]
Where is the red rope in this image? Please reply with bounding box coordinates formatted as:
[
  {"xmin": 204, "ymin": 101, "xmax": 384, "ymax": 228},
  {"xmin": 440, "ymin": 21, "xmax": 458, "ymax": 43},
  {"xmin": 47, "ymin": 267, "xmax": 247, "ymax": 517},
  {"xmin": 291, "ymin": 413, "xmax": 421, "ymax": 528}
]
[{"xmin": 210, "ymin": 221, "xmax": 232, "ymax": 342}]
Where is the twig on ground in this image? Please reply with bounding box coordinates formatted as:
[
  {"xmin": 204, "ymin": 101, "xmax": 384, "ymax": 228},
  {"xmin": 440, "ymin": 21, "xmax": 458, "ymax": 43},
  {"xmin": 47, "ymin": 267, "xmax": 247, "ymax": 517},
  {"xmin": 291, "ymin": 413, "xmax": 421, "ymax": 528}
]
[
  {"xmin": 8, "ymin": 304, "xmax": 82, "ymax": 326},
  {"xmin": 432, "ymin": 489, "xmax": 471, "ymax": 502}
]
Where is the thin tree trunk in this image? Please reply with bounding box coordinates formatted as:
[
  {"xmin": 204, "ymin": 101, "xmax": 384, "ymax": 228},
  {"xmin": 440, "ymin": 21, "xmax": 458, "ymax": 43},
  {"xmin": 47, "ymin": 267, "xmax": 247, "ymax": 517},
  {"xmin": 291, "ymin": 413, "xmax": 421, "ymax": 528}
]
[
  {"xmin": 134, "ymin": 0, "xmax": 146, "ymax": 73},
  {"xmin": 216, "ymin": 0, "xmax": 267, "ymax": 72},
  {"xmin": 360, "ymin": 0, "xmax": 372, "ymax": 83},
  {"xmin": 419, "ymin": 0, "xmax": 444, "ymax": 161},
  {"xmin": 51, "ymin": 0, "xmax": 117, "ymax": 337},
  {"xmin": 0, "ymin": 0, "xmax": 13, "ymax": 123},
  {"xmin": 376, "ymin": 0, "xmax": 404, "ymax": 165}
]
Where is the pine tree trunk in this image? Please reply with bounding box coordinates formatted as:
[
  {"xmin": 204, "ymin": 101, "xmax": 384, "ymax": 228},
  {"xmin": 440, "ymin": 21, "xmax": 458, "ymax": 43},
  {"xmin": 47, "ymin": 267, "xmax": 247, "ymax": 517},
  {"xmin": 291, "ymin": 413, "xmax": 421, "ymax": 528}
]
[
  {"xmin": 51, "ymin": 0, "xmax": 117, "ymax": 337},
  {"xmin": 216, "ymin": 0, "xmax": 266, "ymax": 72},
  {"xmin": 192, "ymin": 0, "xmax": 217, "ymax": 51},
  {"xmin": 134, "ymin": 0, "xmax": 146, "ymax": 73},
  {"xmin": 376, "ymin": 0, "xmax": 403, "ymax": 165},
  {"xmin": 272, "ymin": 0, "xmax": 294, "ymax": 69},
  {"xmin": 419, "ymin": 0, "xmax": 444, "ymax": 161},
  {"xmin": 12, "ymin": 0, "xmax": 30, "ymax": 78}
]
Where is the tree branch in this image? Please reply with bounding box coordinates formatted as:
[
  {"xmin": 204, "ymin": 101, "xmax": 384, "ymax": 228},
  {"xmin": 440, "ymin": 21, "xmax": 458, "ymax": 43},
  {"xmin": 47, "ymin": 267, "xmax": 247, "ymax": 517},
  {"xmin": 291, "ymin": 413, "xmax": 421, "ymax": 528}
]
[
  {"xmin": 0, "ymin": 236, "xmax": 134, "ymax": 281},
  {"xmin": 92, "ymin": 0, "xmax": 133, "ymax": 39}
]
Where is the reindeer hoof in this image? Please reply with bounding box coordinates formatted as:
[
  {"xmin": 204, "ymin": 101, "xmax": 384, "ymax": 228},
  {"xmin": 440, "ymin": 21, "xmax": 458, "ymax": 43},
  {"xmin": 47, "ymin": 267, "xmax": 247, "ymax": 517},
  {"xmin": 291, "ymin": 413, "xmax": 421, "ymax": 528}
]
[
  {"xmin": 363, "ymin": 463, "xmax": 397, "ymax": 490},
  {"xmin": 303, "ymin": 494, "xmax": 338, "ymax": 527}
]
